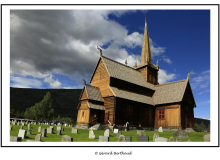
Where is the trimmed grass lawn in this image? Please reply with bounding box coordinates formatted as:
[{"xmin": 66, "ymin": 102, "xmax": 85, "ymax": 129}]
[{"xmin": 10, "ymin": 124, "xmax": 209, "ymax": 142}]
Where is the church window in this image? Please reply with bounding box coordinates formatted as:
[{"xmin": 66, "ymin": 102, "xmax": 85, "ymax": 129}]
[
  {"xmin": 159, "ymin": 110, "xmax": 165, "ymax": 119},
  {"xmin": 127, "ymin": 105, "xmax": 133, "ymax": 115},
  {"xmin": 82, "ymin": 111, "xmax": 85, "ymax": 117}
]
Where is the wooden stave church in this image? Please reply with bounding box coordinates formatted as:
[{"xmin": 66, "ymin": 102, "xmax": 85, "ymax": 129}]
[{"xmin": 76, "ymin": 15, "xmax": 196, "ymax": 129}]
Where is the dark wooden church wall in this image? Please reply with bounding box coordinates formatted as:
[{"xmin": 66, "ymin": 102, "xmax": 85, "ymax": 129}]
[
  {"xmin": 181, "ymin": 102, "xmax": 194, "ymax": 128},
  {"xmin": 114, "ymin": 98, "xmax": 154, "ymax": 127},
  {"xmin": 147, "ymin": 67, "xmax": 158, "ymax": 85},
  {"xmin": 110, "ymin": 77, "xmax": 154, "ymax": 97}
]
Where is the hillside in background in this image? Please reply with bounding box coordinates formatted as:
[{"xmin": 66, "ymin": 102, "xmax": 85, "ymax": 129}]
[{"xmin": 10, "ymin": 87, "xmax": 82, "ymax": 120}]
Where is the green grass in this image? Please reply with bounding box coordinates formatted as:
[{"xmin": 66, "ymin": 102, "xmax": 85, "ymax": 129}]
[{"xmin": 10, "ymin": 124, "xmax": 209, "ymax": 142}]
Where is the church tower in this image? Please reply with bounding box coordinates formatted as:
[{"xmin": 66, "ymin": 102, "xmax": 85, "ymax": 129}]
[{"xmin": 134, "ymin": 13, "xmax": 159, "ymax": 85}]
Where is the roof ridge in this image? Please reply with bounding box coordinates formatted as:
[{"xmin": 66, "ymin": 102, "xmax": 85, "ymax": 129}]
[
  {"xmin": 156, "ymin": 79, "xmax": 187, "ymax": 87},
  {"xmin": 102, "ymin": 56, "xmax": 140, "ymax": 72},
  {"xmin": 85, "ymin": 84, "xmax": 100, "ymax": 89}
]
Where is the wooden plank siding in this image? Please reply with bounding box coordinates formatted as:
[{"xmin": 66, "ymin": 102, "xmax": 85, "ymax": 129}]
[
  {"xmin": 80, "ymin": 88, "xmax": 88, "ymax": 100},
  {"xmin": 76, "ymin": 100, "xmax": 90, "ymax": 126},
  {"xmin": 103, "ymin": 97, "xmax": 116, "ymax": 126},
  {"xmin": 115, "ymin": 98, "xmax": 154, "ymax": 128},
  {"xmin": 91, "ymin": 59, "xmax": 114, "ymax": 97},
  {"xmin": 181, "ymin": 102, "xmax": 195, "ymax": 128},
  {"xmin": 154, "ymin": 104, "xmax": 182, "ymax": 129}
]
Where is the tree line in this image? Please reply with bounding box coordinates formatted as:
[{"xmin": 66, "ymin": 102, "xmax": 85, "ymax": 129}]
[{"xmin": 10, "ymin": 92, "xmax": 74, "ymax": 124}]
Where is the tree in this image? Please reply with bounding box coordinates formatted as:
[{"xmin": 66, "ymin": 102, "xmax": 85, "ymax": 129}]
[{"xmin": 24, "ymin": 92, "xmax": 55, "ymax": 121}]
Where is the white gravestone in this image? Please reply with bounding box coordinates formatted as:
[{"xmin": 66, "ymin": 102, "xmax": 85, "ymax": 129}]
[
  {"xmin": 89, "ymin": 129, "xmax": 95, "ymax": 139},
  {"xmin": 158, "ymin": 127, "xmax": 163, "ymax": 132},
  {"xmin": 104, "ymin": 129, "xmax": 110, "ymax": 137},
  {"xmin": 18, "ymin": 129, "xmax": 27, "ymax": 139},
  {"xmin": 114, "ymin": 129, "xmax": 119, "ymax": 133}
]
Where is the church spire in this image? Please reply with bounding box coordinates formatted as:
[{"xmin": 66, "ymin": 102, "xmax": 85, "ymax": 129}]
[{"xmin": 140, "ymin": 12, "xmax": 152, "ymax": 65}]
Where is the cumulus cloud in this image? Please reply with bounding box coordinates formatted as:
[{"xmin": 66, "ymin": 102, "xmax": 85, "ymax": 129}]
[
  {"xmin": 158, "ymin": 69, "xmax": 176, "ymax": 84},
  {"xmin": 44, "ymin": 75, "xmax": 62, "ymax": 88},
  {"xmin": 10, "ymin": 10, "xmax": 169, "ymax": 88},
  {"xmin": 10, "ymin": 75, "xmax": 42, "ymax": 88},
  {"xmin": 191, "ymin": 70, "xmax": 210, "ymax": 91},
  {"xmin": 162, "ymin": 56, "xmax": 173, "ymax": 64}
]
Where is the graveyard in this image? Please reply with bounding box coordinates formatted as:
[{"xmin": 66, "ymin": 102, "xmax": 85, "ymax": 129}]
[{"xmin": 10, "ymin": 122, "xmax": 210, "ymax": 142}]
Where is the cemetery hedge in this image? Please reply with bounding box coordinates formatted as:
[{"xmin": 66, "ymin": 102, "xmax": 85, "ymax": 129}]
[{"xmin": 10, "ymin": 124, "xmax": 209, "ymax": 142}]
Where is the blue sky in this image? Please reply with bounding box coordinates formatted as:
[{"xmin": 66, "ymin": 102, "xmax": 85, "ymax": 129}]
[{"xmin": 10, "ymin": 10, "xmax": 210, "ymax": 119}]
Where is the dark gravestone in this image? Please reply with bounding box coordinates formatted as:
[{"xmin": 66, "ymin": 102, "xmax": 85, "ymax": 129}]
[
  {"xmin": 126, "ymin": 122, "xmax": 130, "ymax": 131},
  {"xmin": 173, "ymin": 130, "xmax": 189, "ymax": 137},
  {"xmin": 41, "ymin": 129, "xmax": 47, "ymax": 137},
  {"xmin": 137, "ymin": 136, "xmax": 149, "ymax": 142},
  {"xmin": 125, "ymin": 136, "xmax": 132, "ymax": 142},
  {"xmin": 117, "ymin": 132, "xmax": 122, "ymax": 137}
]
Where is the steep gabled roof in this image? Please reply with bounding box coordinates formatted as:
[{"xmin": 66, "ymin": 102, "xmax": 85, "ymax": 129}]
[
  {"xmin": 88, "ymin": 102, "xmax": 105, "ymax": 110},
  {"xmin": 102, "ymin": 56, "xmax": 155, "ymax": 90},
  {"xmin": 110, "ymin": 86, "xmax": 153, "ymax": 105},
  {"xmin": 80, "ymin": 84, "xmax": 103, "ymax": 102},
  {"xmin": 153, "ymin": 79, "xmax": 189, "ymax": 105}
]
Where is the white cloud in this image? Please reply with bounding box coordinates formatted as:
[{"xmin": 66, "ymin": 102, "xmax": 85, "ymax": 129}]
[
  {"xmin": 11, "ymin": 76, "xmax": 42, "ymax": 88},
  {"xmin": 191, "ymin": 70, "xmax": 210, "ymax": 92},
  {"xmin": 124, "ymin": 32, "xmax": 143, "ymax": 48},
  {"xmin": 158, "ymin": 69, "xmax": 176, "ymax": 84},
  {"xmin": 44, "ymin": 74, "xmax": 62, "ymax": 88},
  {"xmin": 162, "ymin": 56, "xmax": 173, "ymax": 64}
]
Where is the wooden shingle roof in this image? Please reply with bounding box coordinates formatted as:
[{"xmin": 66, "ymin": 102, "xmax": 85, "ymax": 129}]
[
  {"xmin": 88, "ymin": 102, "xmax": 105, "ymax": 110},
  {"xmin": 110, "ymin": 86, "xmax": 153, "ymax": 105},
  {"xmin": 153, "ymin": 79, "xmax": 188, "ymax": 105},
  {"xmin": 84, "ymin": 85, "xmax": 103, "ymax": 102},
  {"xmin": 102, "ymin": 56, "xmax": 155, "ymax": 90}
]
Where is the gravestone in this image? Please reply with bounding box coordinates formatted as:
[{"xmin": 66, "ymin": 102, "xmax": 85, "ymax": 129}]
[
  {"xmin": 89, "ymin": 129, "xmax": 95, "ymax": 139},
  {"xmin": 137, "ymin": 130, "xmax": 144, "ymax": 135},
  {"xmin": 18, "ymin": 129, "xmax": 27, "ymax": 139},
  {"xmin": 99, "ymin": 136, "xmax": 109, "ymax": 142},
  {"xmin": 155, "ymin": 137, "xmax": 168, "ymax": 142},
  {"xmin": 125, "ymin": 136, "xmax": 132, "ymax": 142},
  {"xmin": 158, "ymin": 127, "xmax": 163, "ymax": 132},
  {"xmin": 41, "ymin": 129, "xmax": 47, "ymax": 137},
  {"xmin": 50, "ymin": 126, "xmax": 54, "ymax": 129},
  {"xmin": 140, "ymin": 131, "xmax": 146, "ymax": 136},
  {"xmin": 71, "ymin": 128, "xmax": 78, "ymax": 134},
  {"xmin": 27, "ymin": 124, "xmax": 31, "ymax": 134},
  {"xmin": 20, "ymin": 126, "xmax": 23, "ymax": 129},
  {"xmin": 126, "ymin": 122, "xmax": 130, "ymax": 131},
  {"xmin": 12, "ymin": 121, "xmax": 15, "ymax": 125},
  {"xmin": 137, "ymin": 136, "xmax": 149, "ymax": 142},
  {"xmin": 62, "ymin": 135, "xmax": 73, "ymax": 142},
  {"xmin": 118, "ymin": 135, "xmax": 126, "ymax": 142},
  {"xmin": 187, "ymin": 139, "xmax": 192, "ymax": 142},
  {"xmin": 57, "ymin": 126, "xmax": 61, "ymax": 131},
  {"xmin": 167, "ymin": 137, "xmax": 174, "ymax": 142},
  {"xmin": 47, "ymin": 127, "xmax": 53, "ymax": 134},
  {"xmin": 173, "ymin": 130, "xmax": 189, "ymax": 137},
  {"xmin": 114, "ymin": 129, "xmax": 119, "ymax": 133},
  {"xmin": 203, "ymin": 134, "xmax": 210, "ymax": 142},
  {"xmin": 10, "ymin": 136, "xmax": 22, "ymax": 142},
  {"xmin": 35, "ymin": 134, "xmax": 41, "ymax": 141},
  {"xmin": 117, "ymin": 132, "xmax": 122, "ymax": 137},
  {"xmin": 176, "ymin": 138, "xmax": 183, "ymax": 142},
  {"xmin": 17, "ymin": 122, "xmax": 20, "ymax": 125},
  {"xmin": 38, "ymin": 126, "xmax": 41, "ymax": 132},
  {"xmin": 104, "ymin": 129, "xmax": 110, "ymax": 137},
  {"xmin": 153, "ymin": 133, "xmax": 159, "ymax": 142},
  {"xmin": 22, "ymin": 122, "xmax": 25, "ymax": 126},
  {"xmin": 57, "ymin": 130, "xmax": 61, "ymax": 135},
  {"xmin": 10, "ymin": 126, "xmax": 13, "ymax": 130}
]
